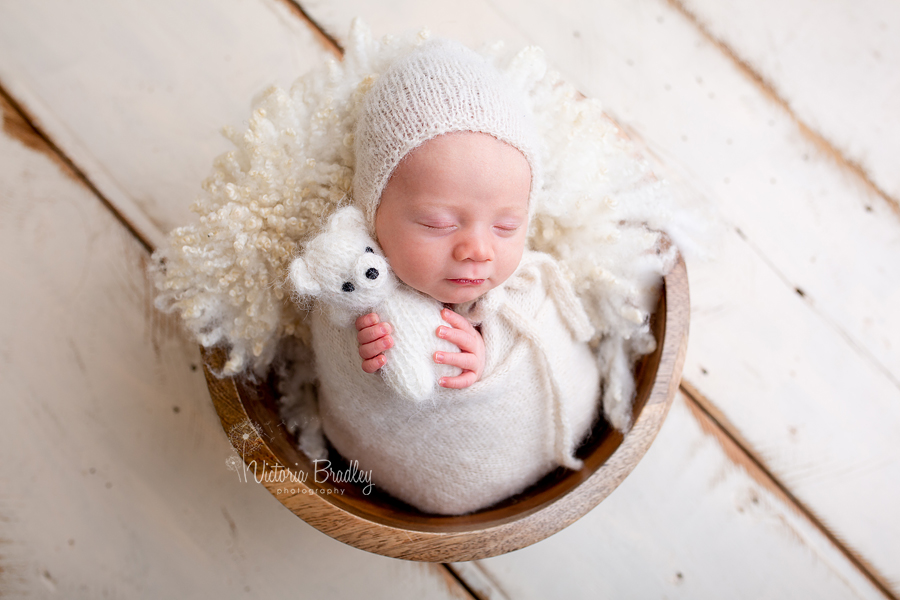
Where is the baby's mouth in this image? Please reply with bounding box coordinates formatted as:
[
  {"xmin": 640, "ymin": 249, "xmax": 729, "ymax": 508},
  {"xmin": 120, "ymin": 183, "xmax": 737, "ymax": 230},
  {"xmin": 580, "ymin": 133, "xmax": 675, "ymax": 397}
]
[{"xmin": 448, "ymin": 278, "xmax": 486, "ymax": 285}]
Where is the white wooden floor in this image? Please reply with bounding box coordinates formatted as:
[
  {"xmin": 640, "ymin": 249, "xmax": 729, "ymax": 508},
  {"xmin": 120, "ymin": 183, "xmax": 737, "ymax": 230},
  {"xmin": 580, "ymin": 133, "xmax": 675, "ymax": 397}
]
[{"xmin": 1, "ymin": 1, "xmax": 898, "ymax": 598}]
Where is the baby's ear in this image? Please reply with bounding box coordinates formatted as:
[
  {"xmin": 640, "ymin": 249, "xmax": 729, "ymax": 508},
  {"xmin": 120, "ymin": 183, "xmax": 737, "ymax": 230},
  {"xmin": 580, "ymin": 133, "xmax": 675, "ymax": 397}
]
[
  {"xmin": 289, "ymin": 258, "xmax": 321, "ymax": 296},
  {"xmin": 328, "ymin": 205, "xmax": 367, "ymax": 232}
]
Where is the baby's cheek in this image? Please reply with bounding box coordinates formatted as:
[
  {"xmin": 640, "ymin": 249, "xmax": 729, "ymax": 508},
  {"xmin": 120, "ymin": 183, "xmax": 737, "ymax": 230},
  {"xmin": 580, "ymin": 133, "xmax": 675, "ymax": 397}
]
[
  {"xmin": 384, "ymin": 248, "xmax": 433, "ymax": 291},
  {"xmin": 497, "ymin": 240, "xmax": 526, "ymax": 280}
]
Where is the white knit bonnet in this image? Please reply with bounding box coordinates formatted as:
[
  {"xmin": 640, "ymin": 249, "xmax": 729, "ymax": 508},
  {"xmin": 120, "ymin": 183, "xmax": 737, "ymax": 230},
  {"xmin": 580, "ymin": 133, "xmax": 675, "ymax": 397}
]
[{"xmin": 353, "ymin": 37, "xmax": 542, "ymax": 231}]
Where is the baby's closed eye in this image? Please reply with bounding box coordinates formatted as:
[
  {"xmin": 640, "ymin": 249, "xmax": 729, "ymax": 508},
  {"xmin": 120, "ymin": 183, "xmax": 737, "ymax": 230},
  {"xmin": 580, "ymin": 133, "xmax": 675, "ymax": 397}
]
[
  {"xmin": 493, "ymin": 222, "xmax": 521, "ymax": 235},
  {"xmin": 419, "ymin": 221, "xmax": 457, "ymax": 231}
]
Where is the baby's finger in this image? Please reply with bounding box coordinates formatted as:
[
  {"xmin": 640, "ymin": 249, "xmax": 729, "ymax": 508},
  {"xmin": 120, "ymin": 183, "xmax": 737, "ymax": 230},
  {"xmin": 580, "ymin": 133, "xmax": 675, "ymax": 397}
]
[
  {"xmin": 439, "ymin": 370, "xmax": 478, "ymax": 389},
  {"xmin": 361, "ymin": 354, "xmax": 386, "ymax": 374},
  {"xmin": 436, "ymin": 324, "xmax": 476, "ymax": 353},
  {"xmin": 434, "ymin": 350, "xmax": 479, "ymax": 373},
  {"xmin": 359, "ymin": 335, "xmax": 393, "ymax": 360},
  {"xmin": 440, "ymin": 308, "xmax": 475, "ymax": 333},
  {"xmin": 357, "ymin": 321, "xmax": 392, "ymax": 345},
  {"xmin": 355, "ymin": 312, "xmax": 381, "ymax": 331}
]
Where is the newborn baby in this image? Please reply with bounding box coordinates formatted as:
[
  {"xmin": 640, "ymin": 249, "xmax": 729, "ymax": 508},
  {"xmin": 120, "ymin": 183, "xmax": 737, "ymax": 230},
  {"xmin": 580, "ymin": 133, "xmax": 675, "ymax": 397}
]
[{"xmin": 309, "ymin": 38, "xmax": 601, "ymax": 515}]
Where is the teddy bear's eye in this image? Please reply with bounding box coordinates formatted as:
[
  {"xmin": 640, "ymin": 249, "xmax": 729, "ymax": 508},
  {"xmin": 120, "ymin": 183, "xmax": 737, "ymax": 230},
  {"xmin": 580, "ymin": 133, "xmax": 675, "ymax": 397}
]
[
  {"xmin": 342, "ymin": 281, "xmax": 355, "ymax": 293},
  {"xmin": 365, "ymin": 246, "xmax": 374, "ymax": 253}
]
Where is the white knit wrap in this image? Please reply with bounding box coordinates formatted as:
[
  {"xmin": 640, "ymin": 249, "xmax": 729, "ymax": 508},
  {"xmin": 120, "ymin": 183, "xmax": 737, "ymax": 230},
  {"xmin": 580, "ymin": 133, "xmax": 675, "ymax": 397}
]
[
  {"xmin": 313, "ymin": 250, "xmax": 599, "ymax": 515},
  {"xmin": 352, "ymin": 37, "xmax": 543, "ymax": 231}
]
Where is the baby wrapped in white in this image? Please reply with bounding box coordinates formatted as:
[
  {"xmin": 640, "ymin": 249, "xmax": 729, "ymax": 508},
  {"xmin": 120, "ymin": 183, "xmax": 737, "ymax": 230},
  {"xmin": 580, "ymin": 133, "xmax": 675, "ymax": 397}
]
[{"xmin": 291, "ymin": 206, "xmax": 598, "ymax": 514}]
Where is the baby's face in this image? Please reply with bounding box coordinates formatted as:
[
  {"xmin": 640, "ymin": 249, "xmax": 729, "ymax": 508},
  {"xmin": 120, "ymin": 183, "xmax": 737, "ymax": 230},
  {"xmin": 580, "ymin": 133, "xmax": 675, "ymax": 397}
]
[{"xmin": 375, "ymin": 131, "xmax": 531, "ymax": 304}]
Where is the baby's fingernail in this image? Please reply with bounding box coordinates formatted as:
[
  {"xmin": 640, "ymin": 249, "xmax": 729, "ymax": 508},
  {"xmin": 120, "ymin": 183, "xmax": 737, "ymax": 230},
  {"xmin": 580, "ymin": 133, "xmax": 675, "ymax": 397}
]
[
  {"xmin": 437, "ymin": 327, "xmax": 445, "ymax": 338},
  {"xmin": 438, "ymin": 377, "xmax": 447, "ymax": 387},
  {"xmin": 435, "ymin": 352, "xmax": 444, "ymax": 363}
]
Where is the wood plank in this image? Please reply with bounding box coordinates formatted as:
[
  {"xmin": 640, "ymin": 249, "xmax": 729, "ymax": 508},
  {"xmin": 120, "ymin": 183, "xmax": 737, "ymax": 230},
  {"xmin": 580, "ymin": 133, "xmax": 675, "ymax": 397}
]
[
  {"xmin": 297, "ymin": 0, "xmax": 900, "ymax": 594},
  {"xmin": 674, "ymin": 0, "xmax": 900, "ymax": 204},
  {"xmin": 0, "ymin": 97, "xmax": 470, "ymax": 599},
  {"xmin": 0, "ymin": 0, "xmax": 335, "ymax": 247},
  {"xmin": 458, "ymin": 394, "xmax": 885, "ymax": 599}
]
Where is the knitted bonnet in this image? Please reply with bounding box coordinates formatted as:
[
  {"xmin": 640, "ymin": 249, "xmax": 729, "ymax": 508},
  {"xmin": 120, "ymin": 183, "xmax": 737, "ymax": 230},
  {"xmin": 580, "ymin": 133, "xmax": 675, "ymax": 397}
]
[{"xmin": 353, "ymin": 37, "xmax": 542, "ymax": 231}]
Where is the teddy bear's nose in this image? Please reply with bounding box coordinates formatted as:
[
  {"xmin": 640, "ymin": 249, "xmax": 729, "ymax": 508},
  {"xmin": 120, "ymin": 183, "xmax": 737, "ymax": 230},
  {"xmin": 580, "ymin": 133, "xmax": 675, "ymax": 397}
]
[{"xmin": 366, "ymin": 268, "xmax": 379, "ymax": 280}]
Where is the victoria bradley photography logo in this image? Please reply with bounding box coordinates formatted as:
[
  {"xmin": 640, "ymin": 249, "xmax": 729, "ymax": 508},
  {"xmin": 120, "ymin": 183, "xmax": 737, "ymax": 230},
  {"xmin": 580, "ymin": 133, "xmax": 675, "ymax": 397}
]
[{"xmin": 224, "ymin": 419, "xmax": 373, "ymax": 495}]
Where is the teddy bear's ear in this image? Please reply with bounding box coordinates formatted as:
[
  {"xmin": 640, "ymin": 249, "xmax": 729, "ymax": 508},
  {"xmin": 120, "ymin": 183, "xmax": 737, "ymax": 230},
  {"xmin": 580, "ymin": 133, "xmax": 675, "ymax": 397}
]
[
  {"xmin": 289, "ymin": 258, "xmax": 322, "ymax": 296},
  {"xmin": 328, "ymin": 205, "xmax": 367, "ymax": 231}
]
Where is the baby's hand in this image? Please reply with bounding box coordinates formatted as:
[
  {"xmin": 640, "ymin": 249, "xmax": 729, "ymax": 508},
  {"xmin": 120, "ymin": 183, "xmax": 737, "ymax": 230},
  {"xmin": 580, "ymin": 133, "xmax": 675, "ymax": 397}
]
[
  {"xmin": 435, "ymin": 308, "xmax": 485, "ymax": 389},
  {"xmin": 355, "ymin": 312, "xmax": 393, "ymax": 374}
]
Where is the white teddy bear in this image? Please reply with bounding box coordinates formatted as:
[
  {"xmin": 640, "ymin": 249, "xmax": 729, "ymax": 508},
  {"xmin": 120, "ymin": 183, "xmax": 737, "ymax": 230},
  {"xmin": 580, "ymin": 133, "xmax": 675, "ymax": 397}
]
[{"xmin": 289, "ymin": 205, "xmax": 461, "ymax": 402}]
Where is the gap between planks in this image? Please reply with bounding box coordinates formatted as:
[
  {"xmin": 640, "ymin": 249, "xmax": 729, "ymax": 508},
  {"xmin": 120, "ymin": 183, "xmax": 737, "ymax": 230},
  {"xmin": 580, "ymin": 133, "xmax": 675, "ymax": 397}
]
[
  {"xmin": 0, "ymin": 84, "xmax": 154, "ymax": 255},
  {"xmin": 3, "ymin": 10, "xmax": 894, "ymax": 596},
  {"xmin": 732, "ymin": 226, "xmax": 900, "ymax": 395},
  {"xmin": 278, "ymin": 0, "xmax": 344, "ymax": 57},
  {"xmin": 666, "ymin": 0, "xmax": 900, "ymax": 219},
  {"xmin": 680, "ymin": 380, "xmax": 898, "ymax": 600}
]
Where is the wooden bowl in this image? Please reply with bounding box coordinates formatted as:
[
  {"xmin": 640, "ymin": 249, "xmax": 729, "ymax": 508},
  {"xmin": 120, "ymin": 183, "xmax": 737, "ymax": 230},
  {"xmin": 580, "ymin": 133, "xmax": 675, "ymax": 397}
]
[{"xmin": 202, "ymin": 254, "xmax": 689, "ymax": 562}]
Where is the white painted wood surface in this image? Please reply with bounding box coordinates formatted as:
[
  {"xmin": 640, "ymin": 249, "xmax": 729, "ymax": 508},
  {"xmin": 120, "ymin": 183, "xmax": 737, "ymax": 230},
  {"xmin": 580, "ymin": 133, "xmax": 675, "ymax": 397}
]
[
  {"xmin": 0, "ymin": 103, "xmax": 467, "ymax": 599},
  {"xmin": 299, "ymin": 0, "xmax": 900, "ymax": 593},
  {"xmin": 0, "ymin": 0, "xmax": 333, "ymax": 247},
  {"xmin": 0, "ymin": 0, "xmax": 897, "ymax": 597},
  {"xmin": 678, "ymin": 0, "xmax": 900, "ymax": 202},
  {"xmin": 465, "ymin": 394, "xmax": 882, "ymax": 599}
]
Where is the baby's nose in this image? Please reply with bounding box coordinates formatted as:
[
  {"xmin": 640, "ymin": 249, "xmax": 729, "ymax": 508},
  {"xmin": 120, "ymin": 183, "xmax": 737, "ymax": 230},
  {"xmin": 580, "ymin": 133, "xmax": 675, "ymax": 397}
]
[{"xmin": 454, "ymin": 230, "xmax": 493, "ymax": 262}]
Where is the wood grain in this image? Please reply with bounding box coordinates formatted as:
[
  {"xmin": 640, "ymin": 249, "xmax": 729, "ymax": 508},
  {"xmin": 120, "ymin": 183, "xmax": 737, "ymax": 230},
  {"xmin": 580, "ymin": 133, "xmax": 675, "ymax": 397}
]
[
  {"xmin": 0, "ymin": 0, "xmax": 334, "ymax": 247},
  {"xmin": 674, "ymin": 0, "xmax": 900, "ymax": 206},
  {"xmin": 202, "ymin": 255, "xmax": 688, "ymax": 562}
]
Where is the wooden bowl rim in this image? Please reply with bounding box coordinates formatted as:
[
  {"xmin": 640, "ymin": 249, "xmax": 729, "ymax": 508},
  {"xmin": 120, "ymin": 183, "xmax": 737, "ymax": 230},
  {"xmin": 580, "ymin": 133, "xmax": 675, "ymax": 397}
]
[{"xmin": 203, "ymin": 254, "xmax": 689, "ymax": 561}]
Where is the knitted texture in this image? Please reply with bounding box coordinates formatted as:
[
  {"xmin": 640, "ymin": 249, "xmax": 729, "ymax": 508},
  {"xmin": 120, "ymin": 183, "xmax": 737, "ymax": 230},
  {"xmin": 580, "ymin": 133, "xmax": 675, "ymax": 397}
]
[
  {"xmin": 290, "ymin": 206, "xmax": 461, "ymax": 402},
  {"xmin": 314, "ymin": 250, "xmax": 599, "ymax": 514},
  {"xmin": 353, "ymin": 38, "xmax": 542, "ymax": 232}
]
